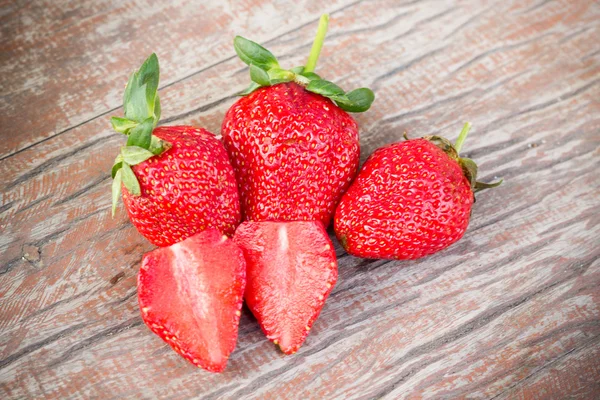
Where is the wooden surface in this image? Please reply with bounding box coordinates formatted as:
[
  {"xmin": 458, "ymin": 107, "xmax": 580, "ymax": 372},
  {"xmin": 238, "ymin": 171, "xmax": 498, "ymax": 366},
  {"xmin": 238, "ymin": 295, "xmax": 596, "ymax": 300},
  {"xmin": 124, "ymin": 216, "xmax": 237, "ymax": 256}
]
[{"xmin": 1, "ymin": 0, "xmax": 599, "ymax": 398}]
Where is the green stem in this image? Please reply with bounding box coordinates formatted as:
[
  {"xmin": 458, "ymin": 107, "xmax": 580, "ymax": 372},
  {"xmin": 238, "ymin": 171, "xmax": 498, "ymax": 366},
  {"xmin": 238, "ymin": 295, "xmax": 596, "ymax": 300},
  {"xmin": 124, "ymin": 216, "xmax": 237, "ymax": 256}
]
[
  {"xmin": 454, "ymin": 122, "xmax": 471, "ymax": 154},
  {"xmin": 304, "ymin": 14, "xmax": 329, "ymax": 73}
]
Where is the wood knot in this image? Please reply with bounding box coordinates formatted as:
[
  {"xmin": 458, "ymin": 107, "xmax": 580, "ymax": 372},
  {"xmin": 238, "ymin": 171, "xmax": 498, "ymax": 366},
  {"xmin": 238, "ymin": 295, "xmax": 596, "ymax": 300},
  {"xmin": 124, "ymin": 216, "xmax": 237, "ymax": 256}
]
[{"xmin": 22, "ymin": 244, "xmax": 43, "ymax": 268}]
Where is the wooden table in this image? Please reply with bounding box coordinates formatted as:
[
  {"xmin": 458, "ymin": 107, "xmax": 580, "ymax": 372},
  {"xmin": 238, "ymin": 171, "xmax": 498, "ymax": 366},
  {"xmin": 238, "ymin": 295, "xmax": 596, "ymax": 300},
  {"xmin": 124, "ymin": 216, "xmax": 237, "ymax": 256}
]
[{"xmin": 1, "ymin": 0, "xmax": 599, "ymax": 398}]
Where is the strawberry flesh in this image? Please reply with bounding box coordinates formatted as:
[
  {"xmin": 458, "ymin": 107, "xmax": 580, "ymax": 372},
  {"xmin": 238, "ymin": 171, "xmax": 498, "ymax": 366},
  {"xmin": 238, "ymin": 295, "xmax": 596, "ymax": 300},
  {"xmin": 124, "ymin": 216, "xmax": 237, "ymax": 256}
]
[
  {"xmin": 234, "ymin": 221, "xmax": 337, "ymax": 354},
  {"xmin": 137, "ymin": 229, "xmax": 246, "ymax": 372}
]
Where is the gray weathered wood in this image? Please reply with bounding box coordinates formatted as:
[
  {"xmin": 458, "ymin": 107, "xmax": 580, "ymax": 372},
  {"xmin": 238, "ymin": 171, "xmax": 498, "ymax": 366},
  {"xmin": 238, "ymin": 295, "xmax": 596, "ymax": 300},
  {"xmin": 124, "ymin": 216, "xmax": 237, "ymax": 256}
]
[{"xmin": 1, "ymin": 0, "xmax": 599, "ymax": 398}]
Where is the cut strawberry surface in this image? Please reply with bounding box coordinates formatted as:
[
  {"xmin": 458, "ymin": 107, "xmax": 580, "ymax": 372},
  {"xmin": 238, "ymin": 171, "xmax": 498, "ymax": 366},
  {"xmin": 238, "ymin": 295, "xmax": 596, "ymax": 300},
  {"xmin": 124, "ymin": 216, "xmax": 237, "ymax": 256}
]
[
  {"xmin": 234, "ymin": 221, "xmax": 337, "ymax": 354},
  {"xmin": 137, "ymin": 229, "xmax": 246, "ymax": 372}
]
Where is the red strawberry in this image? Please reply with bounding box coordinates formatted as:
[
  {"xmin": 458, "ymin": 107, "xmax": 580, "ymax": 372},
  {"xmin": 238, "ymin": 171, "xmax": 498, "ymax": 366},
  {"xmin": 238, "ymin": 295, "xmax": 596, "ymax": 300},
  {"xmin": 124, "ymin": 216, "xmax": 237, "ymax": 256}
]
[
  {"xmin": 222, "ymin": 14, "xmax": 374, "ymax": 227},
  {"xmin": 334, "ymin": 123, "xmax": 502, "ymax": 260},
  {"xmin": 121, "ymin": 125, "xmax": 240, "ymax": 246},
  {"xmin": 110, "ymin": 54, "xmax": 240, "ymax": 246},
  {"xmin": 234, "ymin": 221, "xmax": 337, "ymax": 354},
  {"xmin": 138, "ymin": 229, "xmax": 246, "ymax": 372}
]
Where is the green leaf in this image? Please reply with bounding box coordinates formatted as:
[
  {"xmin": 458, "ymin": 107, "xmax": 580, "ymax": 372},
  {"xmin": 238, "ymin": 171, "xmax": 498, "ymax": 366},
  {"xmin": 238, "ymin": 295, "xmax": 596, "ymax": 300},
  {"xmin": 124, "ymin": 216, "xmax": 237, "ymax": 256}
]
[
  {"xmin": 111, "ymin": 117, "xmax": 138, "ymax": 134},
  {"xmin": 149, "ymin": 135, "xmax": 169, "ymax": 155},
  {"xmin": 111, "ymin": 154, "xmax": 123, "ymax": 178},
  {"xmin": 138, "ymin": 53, "xmax": 159, "ymax": 111},
  {"xmin": 269, "ymin": 79, "xmax": 291, "ymax": 85},
  {"xmin": 459, "ymin": 157, "xmax": 478, "ymax": 188},
  {"xmin": 306, "ymin": 79, "xmax": 345, "ymax": 97},
  {"xmin": 121, "ymin": 146, "xmax": 155, "ymax": 165},
  {"xmin": 125, "ymin": 80, "xmax": 151, "ymax": 122},
  {"xmin": 127, "ymin": 117, "xmax": 154, "ymax": 149},
  {"xmin": 121, "ymin": 162, "xmax": 141, "ymax": 196},
  {"xmin": 112, "ymin": 169, "xmax": 122, "ymax": 217},
  {"xmin": 123, "ymin": 54, "xmax": 160, "ymax": 123},
  {"xmin": 474, "ymin": 179, "xmax": 503, "ymax": 192},
  {"xmin": 267, "ymin": 68, "xmax": 295, "ymax": 83},
  {"xmin": 306, "ymin": 78, "xmax": 375, "ymax": 113},
  {"xmin": 238, "ymin": 81, "xmax": 261, "ymax": 96},
  {"xmin": 153, "ymin": 95, "xmax": 161, "ymax": 123},
  {"xmin": 335, "ymin": 88, "xmax": 375, "ymax": 112},
  {"xmin": 300, "ymin": 71, "xmax": 321, "ymax": 81},
  {"xmin": 290, "ymin": 66, "xmax": 305, "ymax": 74},
  {"xmin": 122, "ymin": 72, "xmax": 136, "ymax": 115},
  {"xmin": 111, "ymin": 162, "xmax": 123, "ymax": 179},
  {"xmin": 250, "ymin": 64, "xmax": 271, "ymax": 86},
  {"xmin": 294, "ymin": 74, "xmax": 311, "ymax": 86},
  {"xmin": 234, "ymin": 36, "xmax": 279, "ymax": 70}
]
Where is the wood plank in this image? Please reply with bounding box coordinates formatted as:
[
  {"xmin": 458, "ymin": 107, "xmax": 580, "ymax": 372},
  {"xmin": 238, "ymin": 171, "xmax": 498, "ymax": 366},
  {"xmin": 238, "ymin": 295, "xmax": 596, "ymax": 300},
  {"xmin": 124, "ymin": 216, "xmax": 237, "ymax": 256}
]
[
  {"xmin": 493, "ymin": 337, "xmax": 600, "ymax": 399},
  {"xmin": 1, "ymin": 0, "xmax": 599, "ymax": 398}
]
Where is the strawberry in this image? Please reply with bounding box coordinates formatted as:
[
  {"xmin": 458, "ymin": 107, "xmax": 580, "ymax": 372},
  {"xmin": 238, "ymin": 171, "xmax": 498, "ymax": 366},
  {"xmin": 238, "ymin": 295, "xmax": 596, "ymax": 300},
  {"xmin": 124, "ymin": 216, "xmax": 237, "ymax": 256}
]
[
  {"xmin": 110, "ymin": 54, "xmax": 240, "ymax": 246},
  {"xmin": 138, "ymin": 229, "xmax": 246, "ymax": 372},
  {"xmin": 234, "ymin": 221, "xmax": 337, "ymax": 354},
  {"xmin": 334, "ymin": 123, "xmax": 502, "ymax": 260},
  {"xmin": 222, "ymin": 14, "xmax": 374, "ymax": 227}
]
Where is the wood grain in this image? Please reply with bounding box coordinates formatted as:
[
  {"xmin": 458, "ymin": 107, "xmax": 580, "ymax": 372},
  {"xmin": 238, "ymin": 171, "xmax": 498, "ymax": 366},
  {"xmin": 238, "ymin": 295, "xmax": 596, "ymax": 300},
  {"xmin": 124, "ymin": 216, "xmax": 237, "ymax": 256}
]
[{"xmin": 1, "ymin": 0, "xmax": 599, "ymax": 398}]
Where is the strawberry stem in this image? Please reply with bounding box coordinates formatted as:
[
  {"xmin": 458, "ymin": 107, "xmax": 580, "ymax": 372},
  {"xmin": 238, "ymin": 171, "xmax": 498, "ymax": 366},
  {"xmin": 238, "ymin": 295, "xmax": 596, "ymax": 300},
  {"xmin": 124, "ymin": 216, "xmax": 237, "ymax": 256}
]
[
  {"xmin": 304, "ymin": 14, "xmax": 329, "ymax": 73},
  {"xmin": 454, "ymin": 122, "xmax": 471, "ymax": 154}
]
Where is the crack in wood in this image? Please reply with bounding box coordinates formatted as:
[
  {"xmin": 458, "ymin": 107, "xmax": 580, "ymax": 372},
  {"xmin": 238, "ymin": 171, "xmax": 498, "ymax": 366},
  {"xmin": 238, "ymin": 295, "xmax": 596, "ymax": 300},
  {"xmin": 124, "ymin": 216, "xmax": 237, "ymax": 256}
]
[
  {"xmin": 47, "ymin": 317, "xmax": 142, "ymax": 368},
  {"xmin": 371, "ymin": 46, "xmax": 448, "ymax": 89},
  {"xmin": 5, "ymin": 136, "xmax": 108, "ymax": 190},
  {"xmin": 489, "ymin": 334, "xmax": 600, "ymax": 400},
  {"xmin": 13, "ymin": 194, "xmax": 52, "ymax": 215},
  {"xmin": 19, "ymin": 291, "xmax": 91, "ymax": 323},
  {"xmin": 450, "ymin": 32, "xmax": 555, "ymax": 77},
  {"xmin": 479, "ymin": 77, "xmax": 600, "ymax": 135},
  {"xmin": 52, "ymin": 175, "xmax": 111, "ymax": 206},
  {"xmin": 0, "ymin": 323, "xmax": 87, "ymax": 370},
  {"xmin": 226, "ymin": 324, "xmax": 367, "ymax": 399}
]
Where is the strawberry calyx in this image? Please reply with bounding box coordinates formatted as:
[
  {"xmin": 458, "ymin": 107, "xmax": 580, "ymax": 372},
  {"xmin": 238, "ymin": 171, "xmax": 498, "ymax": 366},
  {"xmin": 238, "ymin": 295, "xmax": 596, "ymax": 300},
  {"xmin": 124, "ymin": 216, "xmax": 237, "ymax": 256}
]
[
  {"xmin": 233, "ymin": 14, "xmax": 375, "ymax": 113},
  {"xmin": 423, "ymin": 123, "xmax": 503, "ymax": 193},
  {"xmin": 110, "ymin": 53, "xmax": 170, "ymax": 216}
]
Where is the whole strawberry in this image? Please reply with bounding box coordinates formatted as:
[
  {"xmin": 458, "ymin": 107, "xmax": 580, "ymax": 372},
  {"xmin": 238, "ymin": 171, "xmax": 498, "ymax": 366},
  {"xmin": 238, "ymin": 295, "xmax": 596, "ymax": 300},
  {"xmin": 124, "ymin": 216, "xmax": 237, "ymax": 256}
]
[
  {"xmin": 110, "ymin": 54, "xmax": 240, "ymax": 246},
  {"xmin": 334, "ymin": 123, "xmax": 501, "ymax": 260},
  {"xmin": 222, "ymin": 15, "xmax": 374, "ymax": 227}
]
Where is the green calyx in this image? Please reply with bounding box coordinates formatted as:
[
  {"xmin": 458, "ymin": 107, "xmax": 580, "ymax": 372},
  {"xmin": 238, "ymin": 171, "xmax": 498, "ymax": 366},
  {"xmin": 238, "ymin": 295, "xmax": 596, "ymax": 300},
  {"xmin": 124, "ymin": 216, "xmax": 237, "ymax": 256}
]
[
  {"xmin": 233, "ymin": 14, "xmax": 375, "ymax": 113},
  {"xmin": 110, "ymin": 53, "xmax": 170, "ymax": 216},
  {"xmin": 424, "ymin": 122, "xmax": 503, "ymax": 193}
]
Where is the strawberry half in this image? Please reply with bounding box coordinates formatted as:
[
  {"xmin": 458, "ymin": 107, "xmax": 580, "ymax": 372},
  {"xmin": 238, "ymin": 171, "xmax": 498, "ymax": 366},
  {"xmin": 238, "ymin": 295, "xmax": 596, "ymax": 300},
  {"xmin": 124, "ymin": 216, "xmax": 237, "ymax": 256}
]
[
  {"xmin": 234, "ymin": 221, "xmax": 337, "ymax": 354},
  {"xmin": 137, "ymin": 229, "xmax": 246, "ymax": 372},
  {"xmin": 222, "ymin": 14, "xmax": 374, "ymax": 227},
  {"xmin": 109, "ymin": 54, "xmax": 240, "ymax": 246}
]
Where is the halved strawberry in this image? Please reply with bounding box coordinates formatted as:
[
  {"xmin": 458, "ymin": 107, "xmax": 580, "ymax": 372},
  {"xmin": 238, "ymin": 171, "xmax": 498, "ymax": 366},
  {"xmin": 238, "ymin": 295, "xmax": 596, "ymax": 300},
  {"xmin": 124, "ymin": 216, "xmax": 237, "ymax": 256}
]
[
  {"xmin": 137, "ymin": 229, "xmax": 246, "ymax": 372},
  {"xmin": 233, "ymin": 221, "xmax": 337, "ymax": 354}
]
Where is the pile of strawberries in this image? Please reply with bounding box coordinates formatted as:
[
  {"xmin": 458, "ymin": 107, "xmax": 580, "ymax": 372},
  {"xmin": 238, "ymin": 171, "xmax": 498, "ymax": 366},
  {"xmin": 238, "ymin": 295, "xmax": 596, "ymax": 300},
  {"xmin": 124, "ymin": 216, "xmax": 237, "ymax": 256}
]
[{"xmin": 109, "ymin": 15, "xmax": 500, "ymax": 372}]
